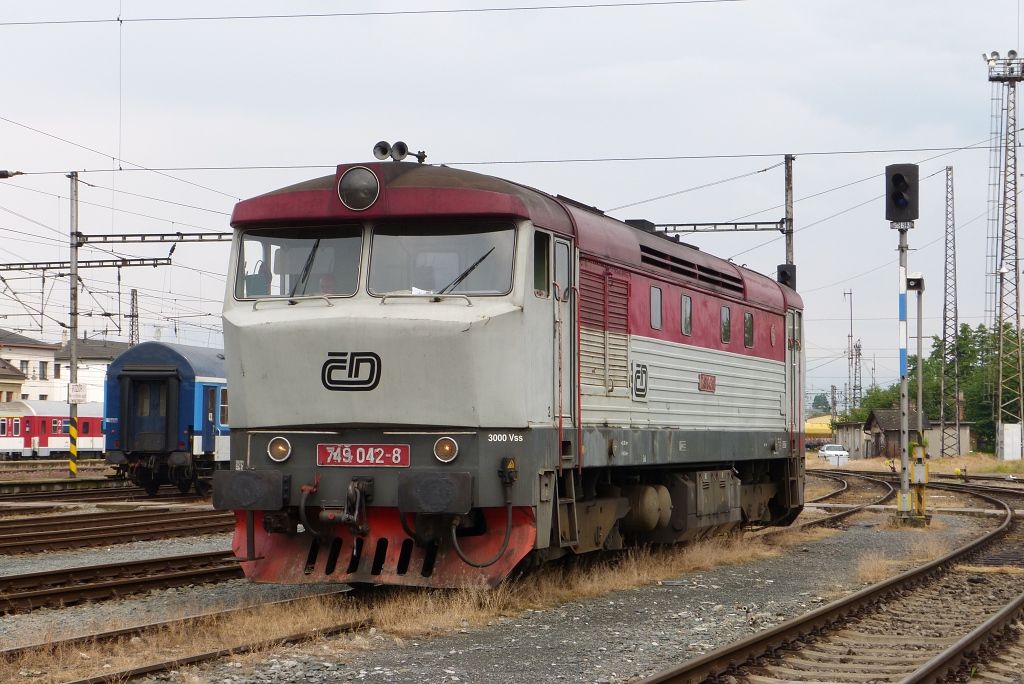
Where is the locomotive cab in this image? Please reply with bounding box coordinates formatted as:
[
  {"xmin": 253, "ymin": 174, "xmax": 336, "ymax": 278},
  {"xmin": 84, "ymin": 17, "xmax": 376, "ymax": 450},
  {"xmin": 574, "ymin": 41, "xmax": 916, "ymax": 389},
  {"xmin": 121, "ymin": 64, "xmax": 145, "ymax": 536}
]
[{"xmin": 216, "ymin": 160, "xmax": 805, "ymax": 589}]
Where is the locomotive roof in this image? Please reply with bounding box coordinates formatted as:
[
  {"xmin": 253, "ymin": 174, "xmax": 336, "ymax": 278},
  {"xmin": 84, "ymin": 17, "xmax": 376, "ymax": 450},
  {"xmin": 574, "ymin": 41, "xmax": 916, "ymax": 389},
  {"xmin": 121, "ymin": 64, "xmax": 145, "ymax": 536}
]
[
  {"xmin": 0, "ymin": 400, "xmax": 103, "ymax": 417},
  {"xmin": 232, "ymin": 162, "xmax": 802, "ymax": 312},
  {"xmin": 109, "ymin": 341, "xmax": 226, "ymax": 380}
]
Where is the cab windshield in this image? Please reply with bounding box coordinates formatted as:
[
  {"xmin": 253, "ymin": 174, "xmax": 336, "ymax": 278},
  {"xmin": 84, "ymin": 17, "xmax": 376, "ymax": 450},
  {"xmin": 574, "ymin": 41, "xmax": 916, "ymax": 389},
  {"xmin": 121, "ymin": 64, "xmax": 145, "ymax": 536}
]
[
  {"xmin": 235, "ymin": 225, "xmax": 362, "ymax": 298},
  {"xmin": 368, "ymin": 221, "xmax": 515, "ymax": 296}
]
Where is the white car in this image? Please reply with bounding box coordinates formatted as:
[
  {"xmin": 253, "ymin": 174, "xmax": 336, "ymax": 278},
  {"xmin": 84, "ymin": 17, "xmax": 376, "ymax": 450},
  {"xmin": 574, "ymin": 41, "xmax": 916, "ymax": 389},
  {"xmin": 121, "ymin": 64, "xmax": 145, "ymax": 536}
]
[{"xmin": 818, "ymin": 444, "xmax": 850, "ymax": 462}]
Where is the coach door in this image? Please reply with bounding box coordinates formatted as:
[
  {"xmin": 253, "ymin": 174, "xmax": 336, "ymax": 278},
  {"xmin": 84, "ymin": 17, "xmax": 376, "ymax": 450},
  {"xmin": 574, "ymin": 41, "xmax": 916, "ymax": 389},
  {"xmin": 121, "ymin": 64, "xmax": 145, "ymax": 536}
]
[
  {"xmin": 553, "ymin": 239, "xmax": 576, "ymax": 459},
  {"xmin": 201, "ymin": 386, "xmax": 217, "ymax": 454},
  {"xmin": 121, "ymin": 370, "xmax": 179, "ymax": 453}
]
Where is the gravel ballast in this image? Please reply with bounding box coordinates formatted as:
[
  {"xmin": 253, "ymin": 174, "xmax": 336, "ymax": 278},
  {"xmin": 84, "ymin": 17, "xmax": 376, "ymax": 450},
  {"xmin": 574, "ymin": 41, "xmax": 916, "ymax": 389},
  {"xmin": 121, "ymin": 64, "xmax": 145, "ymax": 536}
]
[{"xmin": 115, "ymin": 509, "xmax": 993, "ymax": 684}]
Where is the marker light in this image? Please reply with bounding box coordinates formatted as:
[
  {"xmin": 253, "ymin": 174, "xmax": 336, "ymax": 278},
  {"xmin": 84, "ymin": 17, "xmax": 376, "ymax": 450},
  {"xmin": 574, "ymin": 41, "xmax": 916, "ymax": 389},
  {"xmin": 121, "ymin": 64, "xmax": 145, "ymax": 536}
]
[
  {"xmin": 338, "ymin": 166, "xmax": 379, "ymax": 211},
  {"xmin": 433, "ymin": 437, "xmax": 459, "ymax": 463},
  {"xmin": 267, "ymin": 436, "xmax": 292, "ymax": 462}
]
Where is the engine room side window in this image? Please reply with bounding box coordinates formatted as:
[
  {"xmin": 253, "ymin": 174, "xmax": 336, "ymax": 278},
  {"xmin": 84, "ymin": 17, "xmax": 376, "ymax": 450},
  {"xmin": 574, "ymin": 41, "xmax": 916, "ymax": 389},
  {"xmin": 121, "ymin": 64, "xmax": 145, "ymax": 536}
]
[
  {"xmin": 681, "ymin": 295, "xmax": 692, "ymax": 336},
  {"xmin": 533, "ymin": 231, "xmax": 550, "ymax": 297},
  {"xmin": 236, "ymin": 225, "xmax": 362, "ymax": 299},
  {"xmin": 720, "ymin": 305, "xmax": 731, "ymax": 343},
  {"xmin": 650, "ymin": 286, "xmax": 662, "ymax": 330},
  {"xmin": 744, "ymin": 312, "xmax": 754, "ymax": 348},
  {"xmin": 369, "ymin": 221, "xmax": 515, "ymax": 296}
]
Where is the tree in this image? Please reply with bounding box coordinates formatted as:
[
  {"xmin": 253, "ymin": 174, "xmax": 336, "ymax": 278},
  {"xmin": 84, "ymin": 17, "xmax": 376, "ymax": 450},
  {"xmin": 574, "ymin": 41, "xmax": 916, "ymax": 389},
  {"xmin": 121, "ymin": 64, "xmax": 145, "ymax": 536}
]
[{"xmin": 812, "ymin": 393, "xmax": 831, "ymax": 413}]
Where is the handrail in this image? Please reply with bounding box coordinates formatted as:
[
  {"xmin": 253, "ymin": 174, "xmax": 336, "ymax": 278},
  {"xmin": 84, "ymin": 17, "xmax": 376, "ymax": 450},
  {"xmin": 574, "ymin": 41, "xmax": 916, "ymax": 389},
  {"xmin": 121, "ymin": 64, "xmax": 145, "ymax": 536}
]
[{"xmin": 251, "ymin": 295, "xmax": 334, "ymax": 310}]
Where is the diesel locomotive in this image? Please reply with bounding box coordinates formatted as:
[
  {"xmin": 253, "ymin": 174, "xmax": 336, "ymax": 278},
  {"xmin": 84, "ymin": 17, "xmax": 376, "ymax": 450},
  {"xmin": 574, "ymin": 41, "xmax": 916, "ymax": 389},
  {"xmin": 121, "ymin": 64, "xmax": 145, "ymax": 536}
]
[{"xmin": 214, "ymin": 149, "xmax": 805, "ymax": 588}]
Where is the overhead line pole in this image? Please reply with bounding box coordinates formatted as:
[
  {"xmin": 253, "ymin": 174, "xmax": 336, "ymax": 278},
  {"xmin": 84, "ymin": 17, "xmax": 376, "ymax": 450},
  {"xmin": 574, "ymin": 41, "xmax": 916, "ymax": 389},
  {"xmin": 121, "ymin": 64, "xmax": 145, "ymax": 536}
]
[{"xmin": 69, "ymin": 172, "xmax": 79, "ymax": 479}]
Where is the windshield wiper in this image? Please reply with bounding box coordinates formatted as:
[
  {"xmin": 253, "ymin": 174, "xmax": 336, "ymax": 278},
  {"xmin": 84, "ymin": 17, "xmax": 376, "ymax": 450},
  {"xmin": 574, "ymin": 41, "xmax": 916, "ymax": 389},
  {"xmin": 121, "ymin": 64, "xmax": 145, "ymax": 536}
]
[
  {"xmin": 438, "ymin": 247, "xmax": 495, "ymax": 295},
  {"xmin": 289, "ymin": 239, "xmax": 321, "ymax": 297}
]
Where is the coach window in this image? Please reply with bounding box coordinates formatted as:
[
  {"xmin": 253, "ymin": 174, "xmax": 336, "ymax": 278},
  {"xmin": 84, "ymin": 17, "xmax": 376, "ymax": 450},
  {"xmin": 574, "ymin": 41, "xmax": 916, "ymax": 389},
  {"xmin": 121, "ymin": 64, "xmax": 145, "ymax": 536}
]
[
  {"xmin": 220, "ymin": 389, "xmax": 230, "ymax": 425},
  {"xmin": 136, "ymin": 384, "xmax": 150, "ymax": 417},
  {"xmin": 51, "ymin": 419, "xmax": 58, "ymax": 434},
  {"xmin": 62, "ymin": 419, "xmax": 69, "ymax": 434},
  {"xmin": 82, "ymin": 421, "xmax": 90, "ymax": 434},
  {"xmin": 650, "ymin": 286, "xmax": 663, "ymax": 330},
  {"xmin": 0, "ymin": 420, "xmax": 5, "ymax": 436},
  {"xmin": 534, "ymin": 232, "xmax": 550, "ymax": 297},
  {"xmin": 744, "ymin": 312, "xmax": 754, "ymax": 348},
  {"xmin": 721, "ymin": 305, "xmax": 731, "ymax": 343},
  {"xmin": 681, "ymin": 295, "xmax": 692, "ymax": 336},
  {"xmin": 14, "ymin": 419, "xmax": 20, "ymax": 436}
]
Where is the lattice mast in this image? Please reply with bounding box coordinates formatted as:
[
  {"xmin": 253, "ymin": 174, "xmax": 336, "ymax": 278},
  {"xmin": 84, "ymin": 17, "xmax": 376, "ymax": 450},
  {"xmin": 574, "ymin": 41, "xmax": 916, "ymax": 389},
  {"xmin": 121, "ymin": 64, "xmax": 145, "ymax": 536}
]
[
  {"xmin": 844, "ymin": 290, "xmax": 853, "ymax": 412},
  {"xmin": 985, "ymin": 76, "xmax": 1008, "ymax": 411},
  {"xmin": 129, "ymin": 288, "xmax": 139, "ymax": 345},
  {"xmin": 988, "ymin": 50, "xmax": 1024, "ymax": 458},
  {"xmin": 940, "ymin": 166, "xmax": 961, "ymax": 457},
  {"xmin": 852, "ymin": 340, "xmax": 863, "ymax": 409}
]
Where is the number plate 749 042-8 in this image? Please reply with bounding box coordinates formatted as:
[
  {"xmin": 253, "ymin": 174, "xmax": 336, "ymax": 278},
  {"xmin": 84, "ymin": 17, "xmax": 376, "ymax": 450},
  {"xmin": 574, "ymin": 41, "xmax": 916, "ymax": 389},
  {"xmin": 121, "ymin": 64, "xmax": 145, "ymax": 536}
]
[{"xmin": 316, "ymin": 444, "xmax": 410, "ymax": 467}]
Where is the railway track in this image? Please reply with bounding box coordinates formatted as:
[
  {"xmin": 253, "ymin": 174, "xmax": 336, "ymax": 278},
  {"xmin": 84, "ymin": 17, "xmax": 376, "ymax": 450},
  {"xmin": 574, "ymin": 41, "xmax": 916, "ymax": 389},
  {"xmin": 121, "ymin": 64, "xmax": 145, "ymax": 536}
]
[
  {"xmin": 0, "ymin": 484, "xmax": 202, "ymax": 504},
  {"xmin": 786, "ymin": 471, "xmax": 894, "ymax": 533},
  {"xmin": 0, "ymin": 458, "xmax": 108, "ymax": 470},
  {"xmin": 0, "ymin": 508, "xmax": 232, "ymax": 553},
  {"xmin": 641, "ymin": 482, "xmax": 1024, "ymax": 683},
  {"xmin": 0, "ymin": 550, "xmax": 240, "ymax": 613}
]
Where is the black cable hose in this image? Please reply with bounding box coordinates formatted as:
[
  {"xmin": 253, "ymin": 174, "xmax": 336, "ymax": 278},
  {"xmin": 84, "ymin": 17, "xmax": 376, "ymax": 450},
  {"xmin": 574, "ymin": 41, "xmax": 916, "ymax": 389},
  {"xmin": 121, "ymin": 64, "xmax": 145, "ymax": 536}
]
[{"xmin": 450, "ymin": 500, "xmax": 513, "ymax": 568}]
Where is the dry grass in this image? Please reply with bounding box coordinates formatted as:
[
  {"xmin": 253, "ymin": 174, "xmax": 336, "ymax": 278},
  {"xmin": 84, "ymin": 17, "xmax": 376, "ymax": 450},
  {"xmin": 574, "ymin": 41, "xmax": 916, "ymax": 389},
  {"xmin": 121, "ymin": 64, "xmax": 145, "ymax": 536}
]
[
  {"xmin": 1, "ymin": 527, "xmax": 835, "ymax": 682},
  {"xmin": 855, "ymin": 550, "xmax": 900, "ymax": 583}
]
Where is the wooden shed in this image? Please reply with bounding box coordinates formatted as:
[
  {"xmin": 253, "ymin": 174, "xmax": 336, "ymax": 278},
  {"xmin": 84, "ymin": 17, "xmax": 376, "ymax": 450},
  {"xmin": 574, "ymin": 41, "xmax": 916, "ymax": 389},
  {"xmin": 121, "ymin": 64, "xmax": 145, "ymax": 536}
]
[{"xmin": 863, "ymin": 409, "xmax": 930, "ymax": 459}]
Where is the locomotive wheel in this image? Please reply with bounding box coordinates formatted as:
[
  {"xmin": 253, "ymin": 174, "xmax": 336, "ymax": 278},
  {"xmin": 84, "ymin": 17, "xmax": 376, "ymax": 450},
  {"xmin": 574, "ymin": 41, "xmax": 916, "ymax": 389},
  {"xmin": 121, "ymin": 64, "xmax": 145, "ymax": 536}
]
[
  {"xmin": 144, "ymin": 481, "xmax": 160, "ymax": 497},
  {"xmin": 177, "ymin": 480, "xmax": 193, "ymax": 495}
]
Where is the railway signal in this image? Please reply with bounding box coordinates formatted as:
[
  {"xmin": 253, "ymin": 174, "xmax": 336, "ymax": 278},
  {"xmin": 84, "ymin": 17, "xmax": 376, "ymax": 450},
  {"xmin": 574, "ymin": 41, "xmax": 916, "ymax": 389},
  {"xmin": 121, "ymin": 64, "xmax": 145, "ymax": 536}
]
[{"xmin": 885, "ymin": 164, "xmax": 919, "ymax": 222}]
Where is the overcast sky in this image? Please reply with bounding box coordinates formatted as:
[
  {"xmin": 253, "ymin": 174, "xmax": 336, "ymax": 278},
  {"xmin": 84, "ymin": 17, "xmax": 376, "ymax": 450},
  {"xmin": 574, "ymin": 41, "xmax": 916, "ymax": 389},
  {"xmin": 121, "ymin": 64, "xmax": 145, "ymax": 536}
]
[{"xmin": 0, "ymin": 1, "xmax": 1019, "ymax": 402}]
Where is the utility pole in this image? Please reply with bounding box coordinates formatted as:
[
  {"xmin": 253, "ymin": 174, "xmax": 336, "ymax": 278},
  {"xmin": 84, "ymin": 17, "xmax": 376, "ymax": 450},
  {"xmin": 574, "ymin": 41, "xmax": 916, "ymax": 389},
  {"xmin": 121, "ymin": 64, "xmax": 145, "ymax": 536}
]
[
  {"xmin": 68, "ymin": 172, "xmax": 80, "ymax": 479},
  {"xmin": 844, "ymin": 290, "xmax": 853, "ymax": 412},
  {"xmin": 987, "ymin": 50, "xmax": 1024, "ymax": 460},
  {"xmin": 785, "ymin": 154, "xmax": 795, "ymax": 266},
  {"xmin": 830, "ymin": 384, "xmax": 838, "ymax": 424},
  {"xmin": 940, "ymin": 166, "xmax": 962, "ymax": 457}
]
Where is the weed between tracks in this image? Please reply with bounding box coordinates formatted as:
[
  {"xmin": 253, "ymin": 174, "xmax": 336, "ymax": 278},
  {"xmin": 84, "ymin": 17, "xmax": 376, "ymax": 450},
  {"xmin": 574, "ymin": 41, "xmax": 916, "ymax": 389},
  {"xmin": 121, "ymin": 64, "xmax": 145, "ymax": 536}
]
[{"xmin": 0, "ymin": 526, "xmax": 834, "ymax": 682}]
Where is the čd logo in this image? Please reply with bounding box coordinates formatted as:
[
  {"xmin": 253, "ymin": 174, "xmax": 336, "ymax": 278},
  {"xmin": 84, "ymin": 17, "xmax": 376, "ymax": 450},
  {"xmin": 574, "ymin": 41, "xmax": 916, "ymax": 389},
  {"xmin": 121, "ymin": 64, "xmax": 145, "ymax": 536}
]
[{"xmin": 321, "ymin": 352, "xmax": 382, "ymax": 391}]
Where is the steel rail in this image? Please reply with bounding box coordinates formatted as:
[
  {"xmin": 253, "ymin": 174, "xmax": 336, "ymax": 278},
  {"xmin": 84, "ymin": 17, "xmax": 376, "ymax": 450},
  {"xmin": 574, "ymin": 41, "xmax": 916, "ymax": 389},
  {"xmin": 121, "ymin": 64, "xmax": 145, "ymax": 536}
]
[
  {"xmin": 639, "ymin": 485, "xmax": 1014, "ymax": 683},
  {"xmin": 0, "ymin": 550, "xmax": 239, "ymax": 613}
]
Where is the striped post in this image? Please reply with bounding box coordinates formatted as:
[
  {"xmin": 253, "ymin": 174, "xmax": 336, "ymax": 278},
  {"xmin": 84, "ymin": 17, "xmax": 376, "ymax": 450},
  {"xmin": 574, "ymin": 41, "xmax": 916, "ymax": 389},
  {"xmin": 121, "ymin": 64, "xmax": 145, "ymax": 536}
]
[
  {"xmin": 896, "ymin": 223, "xmax": 911, "ymax": 515},
  {"xmin": 68, "ymin": 416, "xmax": 77, "ymax": 478}
]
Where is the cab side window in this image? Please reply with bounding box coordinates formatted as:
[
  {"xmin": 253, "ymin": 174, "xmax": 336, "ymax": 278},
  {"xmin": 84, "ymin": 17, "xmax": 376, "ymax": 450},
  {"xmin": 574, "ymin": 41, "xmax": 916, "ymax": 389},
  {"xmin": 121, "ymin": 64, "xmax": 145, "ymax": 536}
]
[
  {"xmin": 650, "ymin": 286, "xmax": 662, "ymax": 330},
  {"xmin": 533, "ymin": 231, "xmax": 550, "ymax": 297},
  {"xmin": 721, "ymin": 306, "xmax": 731, "ymax": 343}
]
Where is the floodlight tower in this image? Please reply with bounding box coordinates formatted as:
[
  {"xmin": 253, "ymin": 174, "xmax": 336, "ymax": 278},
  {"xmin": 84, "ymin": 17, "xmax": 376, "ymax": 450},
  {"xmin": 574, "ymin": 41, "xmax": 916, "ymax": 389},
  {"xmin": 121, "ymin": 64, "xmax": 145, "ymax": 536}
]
[
  {"xmin": 986, "ymin": 49, "xmax": 1024, "ymax": 459},
  {"xmin": 940, "ymin": 166, "xmax": 961, "ymax": 457}
]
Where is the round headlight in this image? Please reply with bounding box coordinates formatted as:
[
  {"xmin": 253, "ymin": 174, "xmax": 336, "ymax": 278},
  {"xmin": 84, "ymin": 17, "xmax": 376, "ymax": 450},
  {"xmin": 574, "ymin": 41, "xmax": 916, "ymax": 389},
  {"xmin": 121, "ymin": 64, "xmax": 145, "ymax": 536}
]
[
  {"xmin": 267, "ymin": 437, "xmax": 292, "ymax": 463},
  {"xmin": 433, "ymin": 437, "xmax": 459, "ymax": 463},
  {"xmin": 338, "ymin": 166, "xmax": 379, "ymax": 211}
]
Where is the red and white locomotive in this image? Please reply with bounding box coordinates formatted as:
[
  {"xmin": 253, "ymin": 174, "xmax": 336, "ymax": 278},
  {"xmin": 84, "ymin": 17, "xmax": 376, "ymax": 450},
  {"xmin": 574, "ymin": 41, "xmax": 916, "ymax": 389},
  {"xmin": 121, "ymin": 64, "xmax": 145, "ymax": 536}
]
[
  {"xmin": 214, "ymin": 149, "xmax": 805, "ymax": 588},
  {"xmin": 0, "ymin": 400, "xmax": 104, "ymax": 459}
]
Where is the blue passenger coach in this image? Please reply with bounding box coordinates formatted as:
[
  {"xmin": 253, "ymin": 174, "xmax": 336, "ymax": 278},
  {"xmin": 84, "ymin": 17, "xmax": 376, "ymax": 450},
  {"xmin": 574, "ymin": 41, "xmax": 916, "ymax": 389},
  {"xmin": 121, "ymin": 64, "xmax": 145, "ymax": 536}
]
[{"xmin": 104, "ymin": 341, "xmax": 229, "ymax": 495}]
